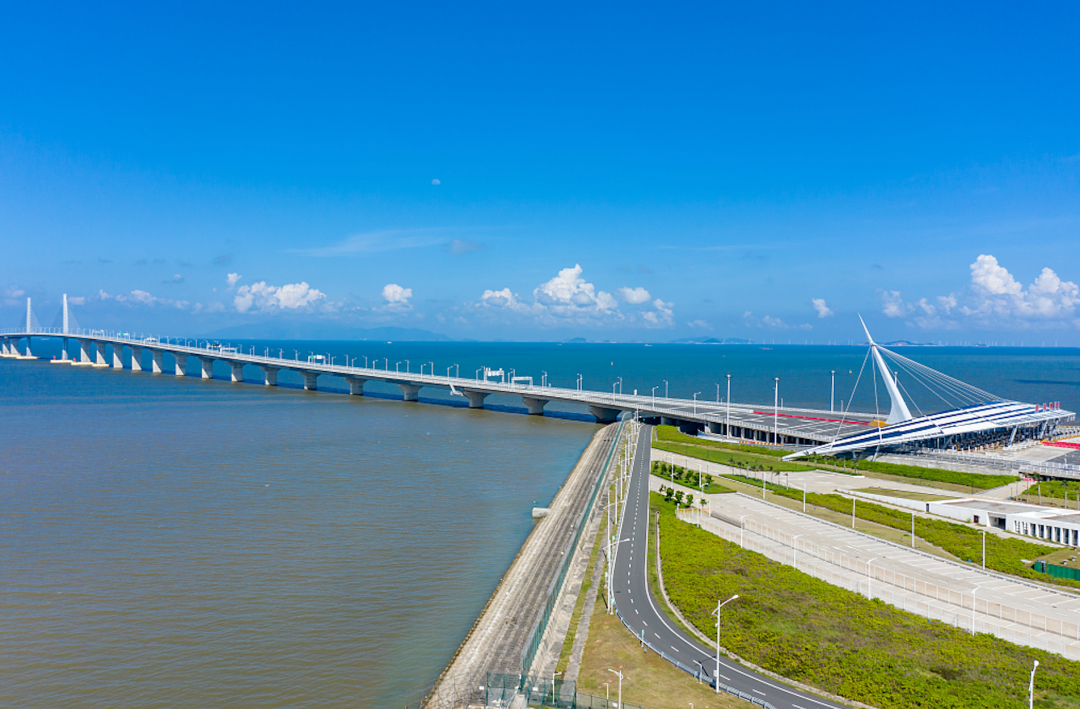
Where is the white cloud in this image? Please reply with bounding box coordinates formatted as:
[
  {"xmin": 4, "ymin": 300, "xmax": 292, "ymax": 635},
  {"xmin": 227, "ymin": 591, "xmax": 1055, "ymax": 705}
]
[
  {"xmin": 446, "ymin": 239, "xmax": 483, "ymax": 255},
  {"xmin": 642, "ymin": 299, "xmax": 674, "ymax": 327},
  {"xmin": 687, "ymin": 319, "xmax": 709, "ymax": 329},
  {"xmin": 762, "ymin": 315, "xmax": 787, "ymax": 329},
  {"xmin": 226, "ymin": 273, "xmax": 242, "ymax": 288},
  {"xmin": 3, "ymin": 285, "xmax": 25, "ymax": 306},
  {"xmin": 431, "ymin": 178, "xmax": 441, "ymax": 185},
  {"xmin": 881, "ymin": 254, "xmax": 1079, "ymax": 329},
  {"xmin": 811, "ymin": 298, "xmax": 833, "ymax": 319},
  {"xmin": 297, "ymin": 229, "xmax": 445, "ymax": 256},
  {"xmin": 193, "ymin": 302, "xmax": 226, "ymax": 314},
  {"xmin": 534, "ymin": 264, "xmax": 618, "ymax": 316},
  {"xmin": 68, "ymin": 296, "xmax": 86, "ymax": 306},
  {"xmin": 234, "ymin": 281, "xmax": 326, "ymax": 313},
  {"xmin": 382, "ymin": 283, "xmax": 413, "ymax": 305},
  {"xmin": 618, "ymin": 286, "xmax": 652, "ymax": 304}
]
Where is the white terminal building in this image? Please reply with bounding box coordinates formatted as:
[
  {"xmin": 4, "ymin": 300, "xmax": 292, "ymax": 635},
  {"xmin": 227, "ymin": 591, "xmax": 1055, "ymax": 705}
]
[{"xmin": 926, "ymin": 498, "xmax": 1080, "ymax": 548}]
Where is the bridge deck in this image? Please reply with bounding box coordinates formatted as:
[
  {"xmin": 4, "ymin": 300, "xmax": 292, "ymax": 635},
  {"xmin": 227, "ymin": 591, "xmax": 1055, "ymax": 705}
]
[{"xmin": 1, "ymin": 330, "xmax": 872, "ymax": 445}]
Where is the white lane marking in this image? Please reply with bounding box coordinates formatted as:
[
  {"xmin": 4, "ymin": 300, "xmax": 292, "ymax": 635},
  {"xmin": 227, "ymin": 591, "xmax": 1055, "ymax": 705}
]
[
  {"xmin": 720, "ymin": 674, "xmax": 731, "ymax": 681},
  {"xmin": 635, "ymin": 609, "xmax": 639, "ymax": 614},
  {"xmin": 642, "ymin": 621, "xmax": 647, "ymax": 626},
  {"xmin": 753, "ymin": 690, "xmax": 766, "ymax": 696},
  {"xmin": 671, "ymin": 646, "xmax": 679, "ymax": 652}
]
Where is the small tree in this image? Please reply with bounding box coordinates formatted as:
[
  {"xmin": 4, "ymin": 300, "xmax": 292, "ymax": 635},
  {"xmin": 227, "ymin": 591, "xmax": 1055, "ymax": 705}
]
[
  {"xmin": 686, "ymin": 494, "xmax": 694, "ymax": 507},
  {"xmin": 665, "ymin": 488, "xmax": 675, "ymax": 502},
  {"xmin": 700, "ymin": 498, "xmax": 708, "ymax": 509},
  {"xmin": 705, "ymin": 474, "xmax": 714, "ymax": 489},
  {"xmin": 674, "ymin": 490, "xmax": 684, "ymax": 505}
]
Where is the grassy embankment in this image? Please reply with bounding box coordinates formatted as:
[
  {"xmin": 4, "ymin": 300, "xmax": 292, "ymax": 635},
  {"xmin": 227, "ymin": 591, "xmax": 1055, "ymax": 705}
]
[
  {"xmin": 719, "ymin": 472, "xmax": 1079, "ymax": 589},
  {"xmin": 654, "ymin": 492, "xmax": 1080, "ymax": 709},
  {"xmin": 654, "ymin": 425, "xmax": 1018, "ymax": 492},
  {"xmin": 1020, "ymin": 480, "xmax": 1080, "ymax": 510}
]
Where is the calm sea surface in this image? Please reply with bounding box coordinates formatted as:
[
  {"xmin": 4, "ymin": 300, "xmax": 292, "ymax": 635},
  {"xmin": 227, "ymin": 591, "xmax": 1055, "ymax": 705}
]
[{"xmin": 2, "ymin": 340, "xmax": 1078, "ymax": 707}]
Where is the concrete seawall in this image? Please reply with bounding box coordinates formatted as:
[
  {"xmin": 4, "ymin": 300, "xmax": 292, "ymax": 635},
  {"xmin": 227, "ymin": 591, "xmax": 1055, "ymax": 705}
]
[{"xmin": 424, "ymin": 423, "xmax": 620, "ymax": 708}]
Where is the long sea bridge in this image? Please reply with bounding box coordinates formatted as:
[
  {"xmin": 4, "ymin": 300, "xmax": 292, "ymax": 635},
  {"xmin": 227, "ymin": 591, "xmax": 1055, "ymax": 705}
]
[{"xmin": 2, "ymin": 299, "xmax": 868, "ymax": 449}]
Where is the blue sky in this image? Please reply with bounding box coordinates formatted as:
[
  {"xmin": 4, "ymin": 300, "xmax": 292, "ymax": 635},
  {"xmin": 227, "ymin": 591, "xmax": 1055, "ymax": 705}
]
[{"xmin": 2, "ymin": 2, "xmax": 1078, "ymax": 342}]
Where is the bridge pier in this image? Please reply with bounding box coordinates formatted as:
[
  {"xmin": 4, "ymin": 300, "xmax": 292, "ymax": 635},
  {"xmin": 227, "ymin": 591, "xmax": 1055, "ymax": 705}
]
[
  {"xmin": 261, "ymin": 366, "xmax": 279, "ymax": 386},
  {"xmin": 588, "ymin": 405, "xmax": 622, "ymax": 424},
  {"xmin": 93, "ymin": 342, "xmax": 108, "ymax": 367},
  {"xmin": 707, "ymin": 422, "xmax": 722, "ymax": 435},
  {"xmin": 130, "ymin": 346, "xmax": 143, "ymax": 371},
  {"xmin": 522, "ymin": 396, "xmax": 548, "ymax": 415},
  {"xmin": 345, "ymin": 377, "xmax": 366, "ymax": 395},
  {"xmin": 199, "ymin": 357, "xmax": 214, "ymax": 379},
  {"xmin": 73, "ymin": 340, "xmax": 92, "ymax": 366},
  {"xmin": 460, "ymin": 388, "xmax": 489, "ymax": 408},
  {"xmin": 302, "ymin": 371, "xmax": 319, "ymax": 390},
  {"xmin": 660, "ymin": 416, "xmax": 676, "ymax": 426},
  {"xmin": 58, "ymin": 338, "xmax": 71, "ymax": 362},
  {"xmin": 398, "ymin": 383, "xmax": 422, "ymax": 401},
  {"xmin": 112, "ymin": 343, "xmax": 124, "ymax": 369},
  {"xmin": 175, "ymin": 355, "xmax": 188, "ymax": 377},
  {"xmin": 0, "ymin": 339, "xmax": 11, "ymax": 357},
  {"xmin": 152, "ymin": 350, "xmax": 165, "ymax": 374},
  {"xmin": 22, "ymin": 336, "xmax": 33, "ymax": 358},
  {"xmin": 230, "ymin": 362, "xmax": 245, "ymax": 382}
]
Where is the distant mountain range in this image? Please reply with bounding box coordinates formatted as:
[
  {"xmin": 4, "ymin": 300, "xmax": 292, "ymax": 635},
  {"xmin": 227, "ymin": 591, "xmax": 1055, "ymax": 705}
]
[
  {"xmin": 668, "ymin": 337, "xmax": 753, "ymax": 345},
  {"xmin": 207, "ymin": 322, "xmax": 453, "ymax": 341}
]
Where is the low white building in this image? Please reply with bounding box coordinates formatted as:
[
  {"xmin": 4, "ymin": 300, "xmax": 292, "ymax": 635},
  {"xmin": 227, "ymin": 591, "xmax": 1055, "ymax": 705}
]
[{"xmin": 926, "ymin": 498, "xmax": 1080, "ymax": 547}]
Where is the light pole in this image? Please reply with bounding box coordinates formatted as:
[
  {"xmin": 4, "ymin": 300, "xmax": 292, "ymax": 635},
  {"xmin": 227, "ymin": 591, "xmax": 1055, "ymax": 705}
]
[
  {"xmin": 831, "ymin": 370, "xmax": 836, "ymax": 412},
  {"xmin": 715, "ymin": 382, "xmax": 720, "ymax": 402},
  {"xmin": 726, "ymin": 375, "xmax": 732, "ymax": 437},
  {"xmin": 405, "ymin": 359, "xmax": 410, "ymax": 373},
  {"xmin": 739, "ymin": 515, "xmax": 747, "ymax": 546},
  {"xmin": 608, "ymin": 669, "xmax": 623, "ymax": 709},
  {"xmin": 664, "ymin": 379, "xmax": 669, "ymax": 399},
  {"xmin": 773, "ymin": 377, "xmax": 780, "ymax": 445},
  {"xmin": 866, "ymin": 557, "xmax": 877, "ymax": 598},
  {"xmin": 577, "ymin": 373, "xmax": 583, "ymax": 391},
  {"xmin": 792, "ymin": 534, "xmax": 802, "ymax": 568},
  {"xmin": 552, "ymin": 670, "xmax": 562, "ymax": 705},
  {"xmin": 618, "ymin": 376, "xmax": 623, "ymax": 394},
  {"xmin": 604, "ymin": 683, "xmax": 609, "ymax": 702},
  {"xmin": 1030, "ymin": 660, "xmax": 1039, "ymax": 709},
  {"xmin": 693, "ymin": 391, "xmax": 701, "ymax": 415},
  {"xmin": 711, "ymin": 594, "xmax": 739, "ymax": 693},
  {"xmin": 652, "ymin": 385, "xmax": 658, "ymax": 408},
  {"xmin": 542, "ymin": 370, "xmax": 548, "ymax": 387}
]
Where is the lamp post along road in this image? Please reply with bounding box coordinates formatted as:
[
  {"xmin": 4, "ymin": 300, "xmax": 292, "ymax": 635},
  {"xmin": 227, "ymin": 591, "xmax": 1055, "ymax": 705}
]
[
  {"xmin": 608, "ymin": 669, "xmax": 623, "ymax": 709},
  {"xmin": 712, "ymin": 594, "xmax": 739, "ymax": 694}
]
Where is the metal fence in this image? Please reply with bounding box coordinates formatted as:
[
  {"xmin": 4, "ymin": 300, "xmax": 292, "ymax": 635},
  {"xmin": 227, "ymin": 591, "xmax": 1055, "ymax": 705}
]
[
  {"xmin": 520, "ymin": 417, "xmax": 627, "ymax": 675},
  {"xmin": 485, "ymin": 673, "xmax": 655, "ymax": 709},
  {"xmin": 680, "ymin": 509, "xmax": 1080, "ymax": 659}
]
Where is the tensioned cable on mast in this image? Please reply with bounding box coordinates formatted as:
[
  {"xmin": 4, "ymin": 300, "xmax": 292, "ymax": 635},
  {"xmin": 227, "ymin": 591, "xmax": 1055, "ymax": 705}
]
[
  {"xmin": 876, "ymin": 345, "xmax": 1001, "ymax": 409},
  {"xmin": 831, "ymin": 347, "xmax": 872, "ymax": 442}
]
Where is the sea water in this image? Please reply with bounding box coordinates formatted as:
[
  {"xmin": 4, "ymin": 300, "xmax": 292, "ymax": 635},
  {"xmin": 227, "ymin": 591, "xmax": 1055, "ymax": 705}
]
[{"xmin": 1, "ymin": 341, "xmax": 1077, "ymax": 707}]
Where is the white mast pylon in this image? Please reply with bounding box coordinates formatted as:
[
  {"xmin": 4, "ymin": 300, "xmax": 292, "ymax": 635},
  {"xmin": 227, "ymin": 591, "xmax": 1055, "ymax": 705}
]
[{"xmin": 859, "ymin": 315, "xmax": 913, "ymax": 425}]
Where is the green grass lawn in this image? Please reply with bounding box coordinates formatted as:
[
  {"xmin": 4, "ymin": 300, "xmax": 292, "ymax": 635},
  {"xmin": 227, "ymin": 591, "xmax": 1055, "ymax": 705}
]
[
  {"xmin": 654, "ymin": 492, "xmax": 1080, "ymax": 709},
  {"xmin": 854, "ymin": 486, "xmax": 952, "ymax": 502}
]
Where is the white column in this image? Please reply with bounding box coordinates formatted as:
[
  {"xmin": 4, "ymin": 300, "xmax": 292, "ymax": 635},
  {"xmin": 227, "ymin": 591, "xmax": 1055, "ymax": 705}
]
[
  {"xmin": 152, "ymin": 351, "xmax": 164, "ymax": 374},
  {"xmin": 200, "ymin": 358, "xmax": 214, "ymax": 379},
  {"xmin": 261, "ymin": 367, "xmax": 279, "ymax": 386},
  {"xmin": 345, "ymin": 377, "xmax": 366, "ymax": 395},
  {"xmin": 112, "ymin": 343, "xmax": 124, "ymax": 368},
  {"xmin": 230, "ymin": 362, "xmax": 245, "ymax": 382},
  {"xmin": 522, "ymin": 396, "xmax": 549, "ymax": 415},
  {"xmin": 26, "ymin": 297, "xmax": 32, "ymax": 332},
  {"xmin": 397, "ymin": 382, "xmax": 422, "ymax": 401},
  {"xmin": 130, "ymin": 346, "xmax": 143, "ymax": 371},
  {"xmin": 461, "ymin": 389, "xmax": 489, "ymax": 409},
  {"xmin": 62, "ymin": 293, "xmax": 69, "ymax": 334},
  {"xmin": 94, "ymin": 342, "xmax": 107, "ymax": 366},
  {"xmin": 302, "ymin": 371, "xmax": 319, "ymax": 390},
  {"xmin": 78, "ymin": 340, "xmax": 92, "ymax": 365},
  {"xmin": 175, "ymin": 355, "xmax": 187, "ymax": 377}
]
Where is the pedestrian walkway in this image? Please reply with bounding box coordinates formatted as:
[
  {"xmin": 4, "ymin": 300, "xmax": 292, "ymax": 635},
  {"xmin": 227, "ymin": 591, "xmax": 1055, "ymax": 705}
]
[{"xmin": 659, "ymin": 482, "xmax": 1080, "ymax": 661}]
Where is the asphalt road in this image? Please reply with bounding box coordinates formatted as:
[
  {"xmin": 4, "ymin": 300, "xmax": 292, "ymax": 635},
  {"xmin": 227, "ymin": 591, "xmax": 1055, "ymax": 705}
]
[{"xmin": 610, "ymin": 424, "xmax": 846, "ymax": 709}]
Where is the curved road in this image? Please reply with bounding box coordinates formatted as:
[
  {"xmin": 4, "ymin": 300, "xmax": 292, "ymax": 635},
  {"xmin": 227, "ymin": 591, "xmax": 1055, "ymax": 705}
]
[{"xmin": 610, "ymin": 424, "xmax": 845, "ymax": 709}]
